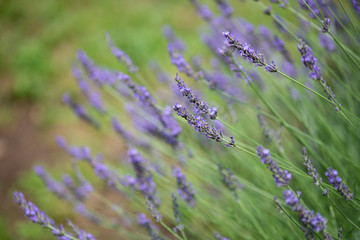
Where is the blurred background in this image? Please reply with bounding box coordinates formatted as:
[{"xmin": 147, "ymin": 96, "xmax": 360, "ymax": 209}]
[{"xmin": 0, "ymin": 0, "xmax": 208, "ymax": 238}]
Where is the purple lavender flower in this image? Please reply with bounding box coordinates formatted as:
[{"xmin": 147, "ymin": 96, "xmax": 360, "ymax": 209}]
[
  {"xmin": 297, "ymin": 39, "xmax": 339, "ymax": 111},
  {"xmin": 215, "ymin": 0, "xmax": 233, "ymax": 17},
  {"xmin": 282, "ymin": 190, "xmax": 331, "ymax": 238},
  {"xmin": 171, "ymin": 193, "xmax": 184, "ymax": 230},
  {"xmin": 145, "ymin": 197, "xmax": 162, "ymax": 222},
  {"xmin": 167, "ymin": 43, "xmax": 202, "ymax": 80},
  {"xmin": 162, "ymin": 25, "xmax": 185, "ymax": 52},
  {"xmin": 173, "ymin": 104, "xmax": 226, "ymax": 144},
  {"xmin": 223, "ymin": 32, "xmax": 277, "ymax": 72},
  {"xmin": 175, "ymin": 73, "xmax": 218, "ymax": 119},
  {"xmin": 218, "ymin": 164, "xmax": 243, "ymax": 199},
  {"xmin": 352, "ymin": 0, "xmax": 360, "ymax": 17},
  {"xmin": 34, "ymin": 165, "xmax": 72, "ymax": 200},
  {"xmin": 137, "ymin": 213, "xmax": 163, "ymax": 240},
  {"xmin": 256, "ymin": 146, "xmax": 292, "ymax": 187},
  {"xmin": 214, "ymin": 232, "xmax": 230, "ymax": 240},
  {"xmin": 325, "ymin": 168, "xmax": 353, "ymax": 200},
  {"xmin": 62, "ymin": 92, "xmax": 100, "ymax": 128},
  {"xmin": 67, "ymin": 220, "xmax": 96, "ymax": 240},
  {"xmin": 128, "ymin": 148, "xmax": 158, "ymax": 203},
  {"xmin": 302, "ymin": 147, "xmax": 322, "ymax": 186},
  {"xmin": 172, "ymin": 166, "xmax": 196, "ymax": 207},
  {"xmin": 189, "ymin": 0, "xmax": 214, "ymax": 22},
  {"xmin": 106, "ymin": 33, "xmax": 138, "ymax": 73},
  {"xmin": 72, "ymin": 66, "xmax": 106, "ymax": 113},
  {"xmin": 273, "ymin": 36, "xmax": 293, "ymax": 63},
  {"xmin": 299, "ymin": 0, "xmax": 320, "ymax": 18},
  {"xmin": 14, "ymin": 192, "xmax": 95, "ymax": 240},
  {"xmin": 321, "ymin": 18, "xmax": 331, "ymax": 32}
]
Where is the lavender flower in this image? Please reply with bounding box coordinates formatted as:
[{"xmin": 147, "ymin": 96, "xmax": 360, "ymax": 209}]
[
  {"xmin": 72, "ymin": 66, "xmax": 106, "ymax": 113},
  {"xmin": 62, "ymin": 92, "xmax": 100, "ymax": 128},
  {"xmin": 145, "ymin": 197, "xmax": 162, "ymax": 222},
  {"xmin": 34, "ymin": 166, "xmax": 72, "ymax": 200},
  {"xmin": 325, "ymin": 168, "xmax": 353, "ymax": 200},
  {"xmin": 167, "ymin": 43, "xmax": 202, "ymax": 80},
  {"xmin": 175, "ymin": 73, "xmax": 218, "ymax": 119},
  {"xmin": 218, "ymin": 164, "xmax": 243, "ymax": 199},
  {"xmin": 172, "ymin": 166, "xmax": 196, "ymax": 207},
  {"xmin": 128, "ymin": 148, "xmax": 158, "ymax": 203},
  {"xmin": 302, "ymin": 147, "xmax": 322, "ymax": 186},
  {"xmin": 189, "ymin": 0, "xmax": 214, "ymax": 22},
  {"xmin": 321, "ymin": 18, "xmax": 331, "ymax": 33},
  {"xmin": 137, "ymin": 213, "xmax": 163, "ymax": 240},
  {"xmin": 173, "ymin": 103, "xmax": 225, "ymax": 143},
  {"xmin": 62, "ymin": 174, "xmax": 93, "ymax": 201},
  {"xmin": 282, "ymin": 190, "xmax": 332, "ymax": 238},
  {"xmin": 297, "ymin": 39, "xmax": 339, "ymax": 111},
  {"xmin": 223, "ymin": 32, "xmax": 277, "ymax": 72},
  {"xmin": 171, "ymin": 193, "xmax": 184, "ymax": 231},
  {"xmin": 67, "ymin": 220, "xmax": 96, "ymax": 240},
  {"xmin": 352, "ymin": 0, "xmax": 360, "ymax": 18},
  {"xmin": 273, "ymin": 36, "xmax": 293, "ymax": 63},
  {"xmin": 256, "ymin": 146, "xmax": 292, "ymax": 187},
  {"xmin": 214, "ymin": 232, "xmax": 230, "ymax": 240},
  {"xmin": 299, "ymin": 0, "xmax": 320, "ymax": 18},
  {"xmin": 14, "ymin": 192, "xmax": 95, "ymax": 240},
  {"xmin": 106, "ymin": 33, "xmax": 138, "ymax": 73},
  {"xmin": 215, "ymin": 0, "xmax": 233, "ymax": 17},
  {"xmin": 162, "ymin": 25, "xmax": 185, "ymax": 52}
]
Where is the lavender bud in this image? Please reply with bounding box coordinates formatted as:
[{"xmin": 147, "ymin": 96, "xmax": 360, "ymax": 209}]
[
  {"xmin": 172, "ymin": 166, "xmax": 196, "ymax": 207},
  {"xmin": 321, "ymin": 18, "xmax": 331, "ymax": 33}
]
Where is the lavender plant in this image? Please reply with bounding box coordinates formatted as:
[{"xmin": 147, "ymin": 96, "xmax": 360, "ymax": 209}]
[{"xmin": 13, "ymin": 0, "xmax": 360, "ymax": 239}]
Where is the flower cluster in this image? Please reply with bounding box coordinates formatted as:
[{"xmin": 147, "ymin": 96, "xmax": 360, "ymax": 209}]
[
  {"xmin": 297, "ymin": 39, "xmax": 339, "ymax": 111},
  {"xmin": 218, "ymin": 164, "xmax": 243, "ymax": 199},
  {"xmin": 175, "ymin": 73, "xmax": 218, "ymax": 119},
  {"xmin": 223, "ymin": 31, "xmax": 277, "ymax": 72},
  {"xmin": 13, "ymin": 192, "xmax": 96, "ymax": 240},
  {"xmin": 282, "ymin": 190, "xmax": 332, "ymax": 239},
  {"xmin": 137, "ymin": 213, "xmax": 163, "ymax": 240},
  {"xmin": 172, "ymin": 166, "xmax": 196, "ymax": 207},
  {"xmin": 256, "ymin": 146, "xmax": 292, "ymax": 187},
  {"xmin": 127, "ymin": 148, "xmax": 158, "ymax": 204},
  {"xmin": 302, "ymin": 147, "xmax": 322, "ymax": 186},
  {"xmin": 325, "ymin": 168, "xmax": 353, "ymax": 200},
  {"xmin": 173, "ymin": 103, "xmax": 224, "ymax": 143}
]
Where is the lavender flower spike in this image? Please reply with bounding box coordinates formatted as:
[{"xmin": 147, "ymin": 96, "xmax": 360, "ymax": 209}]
[
  {"xmin": 175, "ymin": 73, "xmax": 217, "ymax": 119},
  {"xmin": 172, "ymin": 166, "xmax": 196, "ymax": 207},
  {"xmin": 14, "ymin": 192, "xmax": 96, "ymax": 240},
  {"xmin": 106, "ymin": 32, "xmax": 138, "ymax": 73},
  {"xmin": 297, "ymin": 39, "xmax": 339, "ymax": 111},
  {"xmin": 321, "ymin": 18, "xmax": 331, "ymax": 33},
  {"xmin": 256, "ymin": 146, "xmax": 291, "ymax": 187},
  {"xmin": 173, "ymin": 103, "xmax": 224, "ymax": 143},
  {"xmin": 325, "ymin": 168, "xmax": 353, "ymax": 200},
  {"xmin": 302, "ymin": 147, "xmax": 322, "ymax": 186},
  {"xmin": 223, "ymin": 32, "xmax": 277, "ymax": 72},
  {"xmin": 137, "ymin": 213, "xmax": 163, "ymax": 240},
  {"xmin": 352, "ymin": 0, "xmax": 360, "ymax": 18},
  {"xmin": 282, "ymin": 190, "xmax": 332, "ymax": 239}
]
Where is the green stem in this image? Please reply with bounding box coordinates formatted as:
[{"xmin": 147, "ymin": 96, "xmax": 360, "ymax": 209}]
[{"xmin": 160, "ymin": 221, "xmax": 184, "ymax": 240}]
